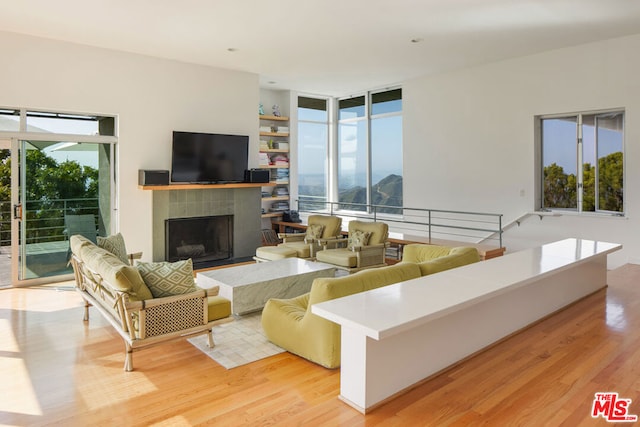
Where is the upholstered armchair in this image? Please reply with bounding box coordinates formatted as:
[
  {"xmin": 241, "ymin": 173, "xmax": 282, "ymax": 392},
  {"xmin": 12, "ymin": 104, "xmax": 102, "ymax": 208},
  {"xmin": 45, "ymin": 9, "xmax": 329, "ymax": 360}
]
[
  {"xmin": 276, "ymin": 215, "xmax": 342, "ymax": 259},
  {"xmin": 315, "ymin": 220, "xmax": 389, "ymax": 273}
]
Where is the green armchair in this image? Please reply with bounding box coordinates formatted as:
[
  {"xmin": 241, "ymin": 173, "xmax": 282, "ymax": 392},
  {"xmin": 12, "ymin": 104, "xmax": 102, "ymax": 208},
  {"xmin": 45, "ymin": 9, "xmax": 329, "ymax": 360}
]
[
  {"xmin": 255, "ymin": 215, "xmax": 342, "ymax": 261},
  {"xmin": 315, "ymin": 220, "xmax": 389, "ymax": 273}
]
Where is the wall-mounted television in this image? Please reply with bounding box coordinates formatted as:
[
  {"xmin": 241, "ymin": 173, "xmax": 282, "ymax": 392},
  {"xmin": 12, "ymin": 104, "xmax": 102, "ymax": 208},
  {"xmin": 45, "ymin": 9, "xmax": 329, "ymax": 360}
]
[{"xmin": 171, "ymin": 131, "xmax": 249, "ymax": 184}]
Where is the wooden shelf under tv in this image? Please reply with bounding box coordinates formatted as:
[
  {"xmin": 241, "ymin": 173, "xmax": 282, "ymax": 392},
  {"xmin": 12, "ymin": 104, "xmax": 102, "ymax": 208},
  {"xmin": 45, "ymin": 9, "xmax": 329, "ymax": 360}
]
[{"xmin": 139, "ymin": 182, "xmax": 275, "ymax": 191}]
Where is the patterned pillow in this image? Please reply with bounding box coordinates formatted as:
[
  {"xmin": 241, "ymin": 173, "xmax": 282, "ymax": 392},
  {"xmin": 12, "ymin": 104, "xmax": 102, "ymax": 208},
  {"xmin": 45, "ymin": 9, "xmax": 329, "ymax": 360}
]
[
  {"xmin": 136, "ymin": 259, "xmax": 197, "ymax": 298},
  {"xmin": 305, "ymin": 224, "xmax": 325, "ymax": 242},
  {"xmin": 347, "ymin": 229, "xmax": 371, "ymax": 250},
  {"xmin": 97, "ymin": 233, "xmax": 129, "ymax": 264}
]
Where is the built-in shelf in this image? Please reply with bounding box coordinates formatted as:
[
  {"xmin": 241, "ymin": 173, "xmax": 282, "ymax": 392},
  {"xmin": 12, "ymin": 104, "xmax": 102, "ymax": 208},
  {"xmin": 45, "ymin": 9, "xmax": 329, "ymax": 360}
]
[
  {"xmin": 139, "ymin": 182, "xmax": 274, "ymax": 191},
  {"xmin": 259, "ymin": 114, "xmax": 289, "ymax": 121},
  {"xmin": 260, "ymin": 131, "xmax": 289, "ymax": 137},
  {"xmin": 260, "ymin": 113, "xmax": 290, "ymax": 220},
  {"xmin": 262, "ymin": 196, "xmax": 289, "ymax": 202}
]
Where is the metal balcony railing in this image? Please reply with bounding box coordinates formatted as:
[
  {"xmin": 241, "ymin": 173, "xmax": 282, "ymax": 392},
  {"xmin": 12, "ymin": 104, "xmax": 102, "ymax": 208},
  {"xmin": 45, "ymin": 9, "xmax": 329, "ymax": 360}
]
[
  {"xmin": 0, "ymin": 198, "xmax": 99, "ymax": 247},
  {"xmin": 297, "ymin": 196, "xmax": 504, "ymax": 248}
]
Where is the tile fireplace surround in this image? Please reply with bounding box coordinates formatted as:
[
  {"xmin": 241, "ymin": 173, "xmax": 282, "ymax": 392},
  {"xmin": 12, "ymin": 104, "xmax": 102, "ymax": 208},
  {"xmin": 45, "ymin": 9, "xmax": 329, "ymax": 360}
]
[{"xmin": 151, "ymin": 187, "xmax": 261, "ymax": 263}]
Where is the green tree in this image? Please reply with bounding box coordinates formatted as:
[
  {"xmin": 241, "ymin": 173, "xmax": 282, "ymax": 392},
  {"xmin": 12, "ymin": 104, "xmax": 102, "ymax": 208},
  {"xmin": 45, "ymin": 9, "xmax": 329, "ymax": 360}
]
[
  {"xmin": 582, "ymin": 163, "xmax": 595, "ymax": 212},
  {"xmin": 598, "ymin": 151, "xmax": 623, "ymax": 212},
  {"xmin": 0, "ymin": 150, "xmax": 10, "ymax": 246},
  {"xmin": 0, "ymin": 149, "xmax": 98, "ymax": 245},
  {"xmin": 543, "ymin": 163, "xmax": 576, "ymax": 209},
  {"xmin": 544, "ymin": 152, "xmax": 623, "ymax": 213}
]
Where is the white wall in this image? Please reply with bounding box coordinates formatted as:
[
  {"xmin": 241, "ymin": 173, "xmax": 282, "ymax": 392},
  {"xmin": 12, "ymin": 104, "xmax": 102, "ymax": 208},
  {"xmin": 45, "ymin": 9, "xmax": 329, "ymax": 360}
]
[
  {"xmin": 0, "ymin": 31, "xmax": 259, "ymax": 260},
  {"xmin": 403, "ymin": 34, "xmax": 640, "ymax": 268}
]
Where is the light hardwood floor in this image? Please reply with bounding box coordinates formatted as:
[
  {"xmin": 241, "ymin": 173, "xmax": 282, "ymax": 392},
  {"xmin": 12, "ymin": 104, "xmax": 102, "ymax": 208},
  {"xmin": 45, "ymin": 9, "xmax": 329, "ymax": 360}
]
[{"xmin": 1, "ymin": 264, "xmax": 639, "ymax": 426}]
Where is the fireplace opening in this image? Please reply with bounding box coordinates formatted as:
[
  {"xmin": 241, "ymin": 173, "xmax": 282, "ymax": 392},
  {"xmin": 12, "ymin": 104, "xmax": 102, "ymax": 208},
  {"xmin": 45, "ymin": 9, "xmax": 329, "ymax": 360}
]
[{"xmin": 165, "ymin": 215, "xmax": 233, "ymax": 268}]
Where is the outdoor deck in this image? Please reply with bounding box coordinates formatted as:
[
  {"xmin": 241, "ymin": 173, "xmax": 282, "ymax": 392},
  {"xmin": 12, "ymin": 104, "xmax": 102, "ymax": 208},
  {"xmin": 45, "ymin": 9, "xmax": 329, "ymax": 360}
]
[{"xmin": 0, "ymin": 242, "xmax": 71, "ymax": 288}]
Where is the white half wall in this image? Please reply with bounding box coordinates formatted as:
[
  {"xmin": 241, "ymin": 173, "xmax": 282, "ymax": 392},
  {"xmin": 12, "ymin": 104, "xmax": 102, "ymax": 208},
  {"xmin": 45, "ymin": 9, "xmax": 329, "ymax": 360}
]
[
  {"xmin": 0, "ymin": 31, "xmax": 259, "ymax": 260},
  {"xmin": 403, "ymin": 34, "xmax": 640, "ymax": 268}
]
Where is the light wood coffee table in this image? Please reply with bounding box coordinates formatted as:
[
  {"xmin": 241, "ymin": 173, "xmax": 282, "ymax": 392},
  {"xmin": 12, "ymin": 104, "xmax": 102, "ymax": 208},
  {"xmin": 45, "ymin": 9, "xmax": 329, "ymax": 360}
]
[{"xmin": 196, "ymin": 258, "xmax": 336, "ymax": 315}]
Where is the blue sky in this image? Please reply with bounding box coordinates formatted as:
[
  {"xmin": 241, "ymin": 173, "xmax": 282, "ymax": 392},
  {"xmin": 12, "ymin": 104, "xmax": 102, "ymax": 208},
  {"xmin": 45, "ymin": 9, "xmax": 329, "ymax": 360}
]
[{"xmin": 542, "ymin": 119, "xmax": 623, "ymax": 175}]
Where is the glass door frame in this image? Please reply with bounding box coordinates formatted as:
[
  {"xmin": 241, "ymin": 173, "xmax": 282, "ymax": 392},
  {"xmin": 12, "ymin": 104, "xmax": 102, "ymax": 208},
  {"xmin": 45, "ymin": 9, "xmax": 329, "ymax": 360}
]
[{"xmin": 7, "ymin": 133, "xmax": 117, "ymax": 287}]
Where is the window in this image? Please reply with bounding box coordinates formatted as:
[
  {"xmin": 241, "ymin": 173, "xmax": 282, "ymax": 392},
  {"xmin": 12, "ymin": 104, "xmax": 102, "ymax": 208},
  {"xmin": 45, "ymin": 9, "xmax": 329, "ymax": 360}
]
[
  {"xmin": 370, "ymin": 89, "xmax": 402, "ymax": 213},
  {"xmin": 337, "ymin": 88, "xmax": 402, "ymax": 212},
  {"xmin": 338, "ymin": 96, "xmax": 367, "ymax": 211},
  {"xmin": 297, "ymin": 96, "xmax": 329, "ymax": 210},
  {"xmin": 540, "ymin": 110, "xmax": 624, "ymax": 214},
  {"xmin": 298, "ymin": 88, "xmax": 403, "ymax": 215}
]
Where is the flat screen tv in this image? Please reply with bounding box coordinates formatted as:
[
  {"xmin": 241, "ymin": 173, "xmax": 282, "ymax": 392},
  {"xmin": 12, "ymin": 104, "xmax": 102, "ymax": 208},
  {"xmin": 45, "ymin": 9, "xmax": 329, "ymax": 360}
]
[{"xmin": 171, "ymin": 131, "xmax": 249, "ymax": 183}]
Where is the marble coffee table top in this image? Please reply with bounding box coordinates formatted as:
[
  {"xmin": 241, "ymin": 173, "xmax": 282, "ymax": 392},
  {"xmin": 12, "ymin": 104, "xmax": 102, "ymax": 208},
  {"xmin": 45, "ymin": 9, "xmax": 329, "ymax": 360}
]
[{"xmin": 198, "ymin": 258, "xmax": 336, "ymax": 288}]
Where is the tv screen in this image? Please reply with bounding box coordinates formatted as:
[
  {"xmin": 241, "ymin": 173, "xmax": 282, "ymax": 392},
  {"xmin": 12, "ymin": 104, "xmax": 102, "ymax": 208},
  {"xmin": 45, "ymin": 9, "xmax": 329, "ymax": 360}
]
[{"xmin": 171, "ymin": 131, "xmax": 249, "ymax": 183}]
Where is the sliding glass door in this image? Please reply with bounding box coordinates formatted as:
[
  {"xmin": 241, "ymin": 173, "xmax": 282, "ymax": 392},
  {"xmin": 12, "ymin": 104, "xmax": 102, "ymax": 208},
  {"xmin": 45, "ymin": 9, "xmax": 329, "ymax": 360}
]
[
  {"xmin": 0, "ymin": 109, "xmax": 117, "ymax": 286},
  {"xmin": 12, "ymin": 139, "xmax": 114, "ymax": 283}
]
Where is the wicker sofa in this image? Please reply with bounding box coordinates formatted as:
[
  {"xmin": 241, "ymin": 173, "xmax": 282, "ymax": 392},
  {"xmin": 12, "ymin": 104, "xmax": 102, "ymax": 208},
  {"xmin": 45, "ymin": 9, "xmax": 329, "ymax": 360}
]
[
  {"xmin": 69, "ymin": 234, "xmax": 232, "ymax": 371},
  {"xmin": 261, "ymin": 244, "xmax": 480, "ymax": 368}
]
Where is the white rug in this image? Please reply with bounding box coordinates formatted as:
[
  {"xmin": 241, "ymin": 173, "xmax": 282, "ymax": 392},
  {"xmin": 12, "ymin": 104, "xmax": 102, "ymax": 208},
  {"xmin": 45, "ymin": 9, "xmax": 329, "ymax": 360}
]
[{"xmin": 187, "ymin": 312, "xmax": 285, "ymax": 369}]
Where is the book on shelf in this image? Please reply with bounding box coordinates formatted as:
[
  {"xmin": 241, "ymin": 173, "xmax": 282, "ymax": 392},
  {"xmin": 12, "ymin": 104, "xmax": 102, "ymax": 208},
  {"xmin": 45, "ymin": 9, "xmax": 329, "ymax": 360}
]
[
  {"xmin": 274, "ymin": 168, "xmax": 289, "ymax": 183},
  {"xmin": 271, "ymin": 153, "xmax": 288, "ymax": 166},
  {"xmin": 274, "ymin": 186, "xmax": 289, "ymax": 196},
  {"xmin": 276, "ymin": 142, "xmax": 289, "ymax": 150},
  {"xmin": 259, "ymin": 152, "xmax": 270, "ymax": 165}
]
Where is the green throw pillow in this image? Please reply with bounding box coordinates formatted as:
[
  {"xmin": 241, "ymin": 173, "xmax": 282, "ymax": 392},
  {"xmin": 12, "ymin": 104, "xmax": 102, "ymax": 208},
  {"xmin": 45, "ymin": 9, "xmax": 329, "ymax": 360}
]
[
  {"xmin": 347, "ymin": 229, "xmax": 371, "ymax": 250},
  {"xmin": 97, "ymin": 233, "xmax": 129, "ymax": 264},
  {"xmin": 136, "ymin": 259, "xmax": 197, "ymax": 298},
  {"xmin": 305, "ymin": 224, "xmax": 325, "ymax": 242}
]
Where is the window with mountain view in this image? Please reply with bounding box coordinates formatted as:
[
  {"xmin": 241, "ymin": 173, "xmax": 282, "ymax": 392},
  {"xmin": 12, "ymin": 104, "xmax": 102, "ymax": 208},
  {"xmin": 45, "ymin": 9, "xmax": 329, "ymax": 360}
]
[
  {"xmin": 298, "ymin": 89, "xmax": 403, "ymax": 214},
  {"xmin": 541, "ymin": 110, "xmax": 624, "ymax": 214},
  {"xmin": 338, "ymin": 89, "xmax": 402, "ymax": 213},
  {"xmin": 370, "ymin": 89, "xmax": 402, "ymax": 213},
  {"xmin": 297, "ymin": 97, "xmax": 329, "ymax": 210}
]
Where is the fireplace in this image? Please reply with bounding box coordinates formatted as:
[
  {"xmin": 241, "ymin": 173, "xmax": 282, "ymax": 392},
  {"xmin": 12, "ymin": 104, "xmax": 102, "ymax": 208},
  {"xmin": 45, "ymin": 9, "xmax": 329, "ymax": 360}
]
[{"xmin": 165, "ymin": 215, "xmax": 233, "ymax": 268}]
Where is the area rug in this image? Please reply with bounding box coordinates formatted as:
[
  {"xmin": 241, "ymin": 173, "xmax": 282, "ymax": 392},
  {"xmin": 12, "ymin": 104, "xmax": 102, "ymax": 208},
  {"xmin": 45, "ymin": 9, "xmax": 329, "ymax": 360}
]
[{"xmin": 187, "ymin": 312, "xmax": 285, "ymax": 369}]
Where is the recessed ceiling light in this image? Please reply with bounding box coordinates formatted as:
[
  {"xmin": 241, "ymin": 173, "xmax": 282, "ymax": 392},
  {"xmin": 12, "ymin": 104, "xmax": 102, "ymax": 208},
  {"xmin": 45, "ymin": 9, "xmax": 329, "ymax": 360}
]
[
  {"xmin": 227, "ymin": 48, "xmax": 238, "ymax": 52},
  {"xmin": 411, "ymin": 38, "xmax": 423, "ymax": 43}
]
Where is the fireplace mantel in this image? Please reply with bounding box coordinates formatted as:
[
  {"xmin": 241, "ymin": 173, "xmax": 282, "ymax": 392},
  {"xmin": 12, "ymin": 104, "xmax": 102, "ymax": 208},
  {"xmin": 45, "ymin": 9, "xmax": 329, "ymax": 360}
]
[{"xmin": 140, "ymin": 182, "xmax": 274, "ymax": 191}]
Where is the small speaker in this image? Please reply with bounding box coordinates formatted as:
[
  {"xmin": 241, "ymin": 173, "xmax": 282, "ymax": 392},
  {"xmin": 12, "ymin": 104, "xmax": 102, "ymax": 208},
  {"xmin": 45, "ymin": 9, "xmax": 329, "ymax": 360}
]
[
  {"xmin": 244, "ymin": 168, "xmax": 270, "ymax": 183},
  {"xmin": 139, "ymin": 170, "xmax": 169, "ymax": 186}
]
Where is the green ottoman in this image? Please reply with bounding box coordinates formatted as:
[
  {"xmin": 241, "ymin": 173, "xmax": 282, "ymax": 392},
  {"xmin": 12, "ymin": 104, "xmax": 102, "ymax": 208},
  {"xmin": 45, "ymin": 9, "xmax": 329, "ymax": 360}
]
[{"xmin": 255, "ymin": 246, "xmax": 298, "ymax": 262}]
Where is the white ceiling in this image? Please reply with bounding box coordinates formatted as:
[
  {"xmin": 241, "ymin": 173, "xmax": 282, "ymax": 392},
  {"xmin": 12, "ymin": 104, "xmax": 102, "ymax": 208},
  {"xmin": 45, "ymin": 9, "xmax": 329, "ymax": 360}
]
[{"xmin": 2, "ymin": 0, "xmax": 640, "ymax": 96}]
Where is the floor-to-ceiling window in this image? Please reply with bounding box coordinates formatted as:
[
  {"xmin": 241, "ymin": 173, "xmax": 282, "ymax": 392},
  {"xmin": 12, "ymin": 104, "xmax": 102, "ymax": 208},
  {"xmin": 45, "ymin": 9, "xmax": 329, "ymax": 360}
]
[
  {"xmin": 338, "ymin": 95, "xmax": 368, "ymax": 211},
  {"xmin": 298, "ymin": 88, "xmax": 403, "ymax": 215},
  {"xmin": 370, "ymin": 89, "xmax": 402, "ymax": 213},
  {"xmin": 337, "ymin": 88, "xmax": 403, "ymax": 213},
  {"xmin": 297, "ymin": 96, "xmax": 329, "ymax": 210}
]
